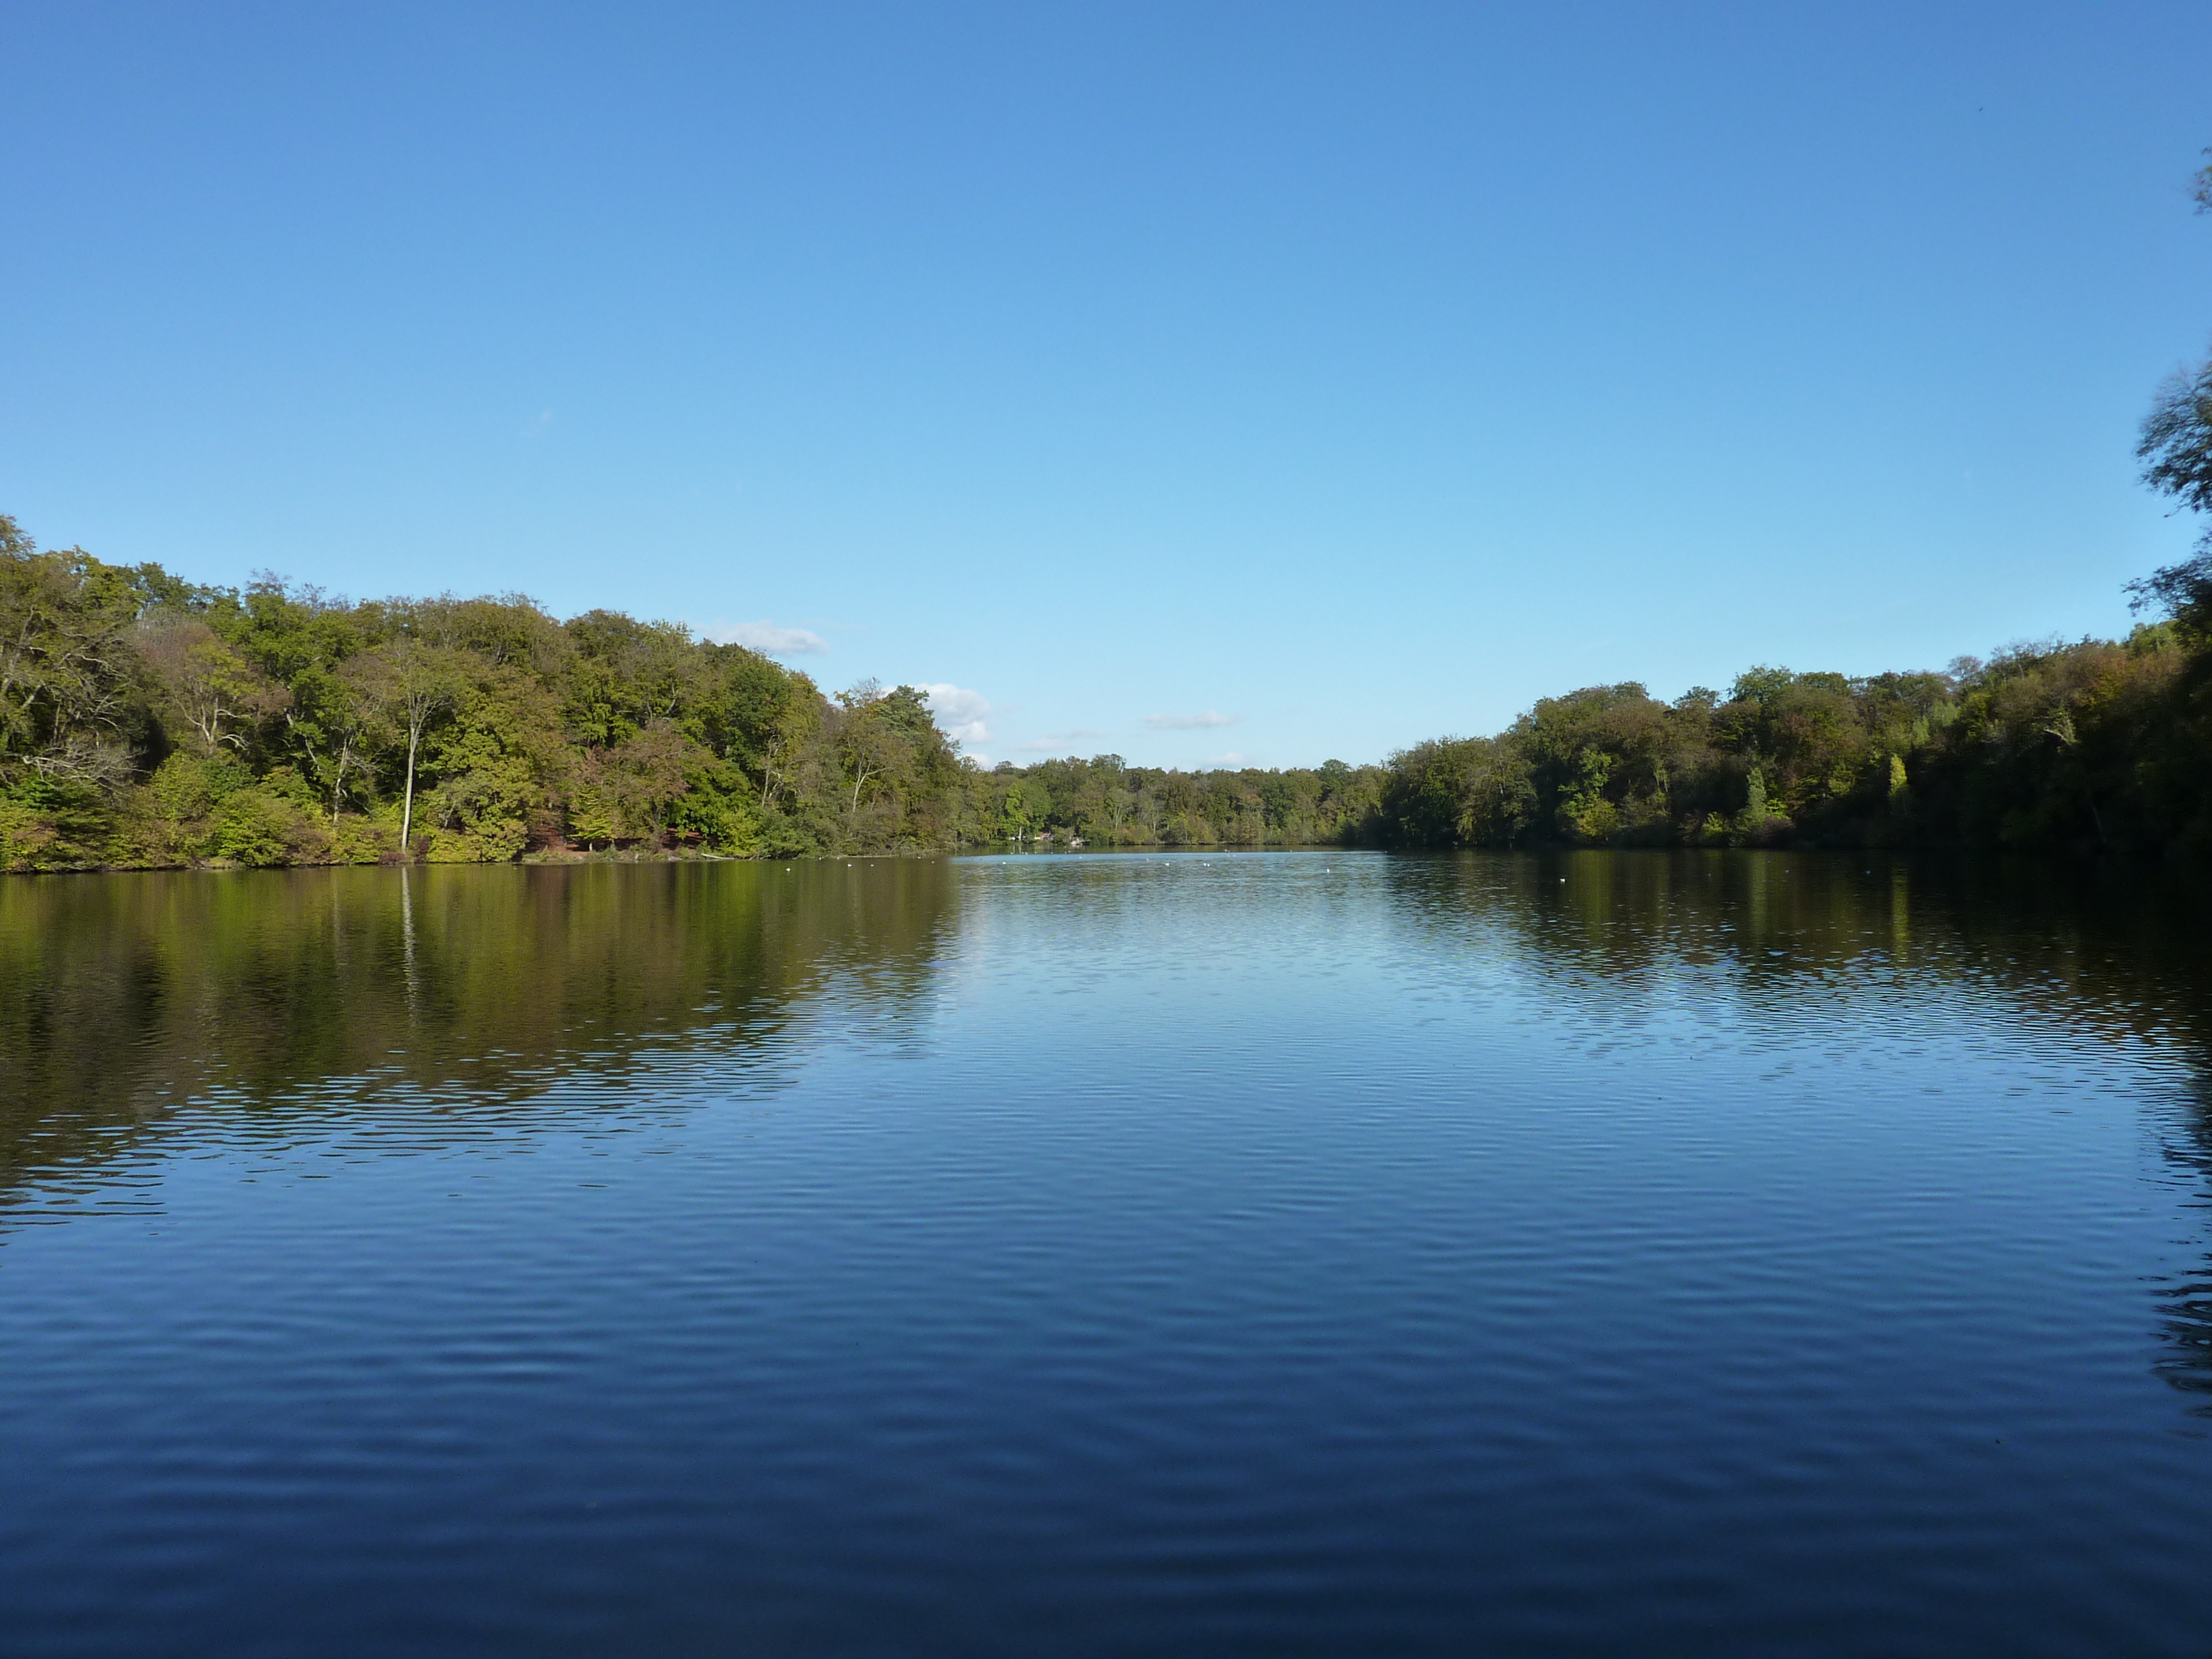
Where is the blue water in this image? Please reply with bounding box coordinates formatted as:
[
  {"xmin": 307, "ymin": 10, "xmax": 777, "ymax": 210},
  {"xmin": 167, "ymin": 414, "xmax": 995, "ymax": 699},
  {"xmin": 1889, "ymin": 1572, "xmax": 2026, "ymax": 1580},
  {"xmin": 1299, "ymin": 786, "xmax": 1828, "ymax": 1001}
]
[{"xmin": 1, "ymin": 852, "xmax": 2208, "ymax": 1655}]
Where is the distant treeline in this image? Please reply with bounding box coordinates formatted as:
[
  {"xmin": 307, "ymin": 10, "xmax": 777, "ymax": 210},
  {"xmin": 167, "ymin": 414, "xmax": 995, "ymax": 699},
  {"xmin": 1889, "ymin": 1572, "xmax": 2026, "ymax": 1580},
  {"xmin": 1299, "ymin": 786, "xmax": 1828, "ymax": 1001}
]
[
  {"xmin": 990, "ymin": 621, "xmax": 2212, "ymax": 856},
  {"xmin": 5, "ymin": 507, "xmax": 2212, "ymax": 868},
  {"xmin": 0, "ymin": 512, "xmax": 1390, "ymax": 869},
  {"xmin": 1374, "ymin": 632, "xmax": 2209, "ymax": 854}
]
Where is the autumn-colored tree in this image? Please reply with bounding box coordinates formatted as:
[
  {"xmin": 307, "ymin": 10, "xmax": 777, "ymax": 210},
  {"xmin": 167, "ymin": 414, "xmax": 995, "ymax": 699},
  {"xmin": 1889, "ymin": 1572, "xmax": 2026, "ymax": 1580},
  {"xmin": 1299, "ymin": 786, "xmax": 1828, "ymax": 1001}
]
[{"xmin": 566, "ymin": 720, "xmax": 702, "ymax": 850}]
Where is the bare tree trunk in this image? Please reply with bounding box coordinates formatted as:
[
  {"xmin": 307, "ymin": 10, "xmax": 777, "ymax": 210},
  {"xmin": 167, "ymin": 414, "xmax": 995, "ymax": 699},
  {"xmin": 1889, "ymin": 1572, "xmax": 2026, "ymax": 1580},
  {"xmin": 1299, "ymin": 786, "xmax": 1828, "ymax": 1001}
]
[
  {"xmin": 400, "ymin": 721, "xmax": 420, "ymax": 855},
  {"xmin": 329, "ymin": 743, "xmax": 352, "ymax": 836}
]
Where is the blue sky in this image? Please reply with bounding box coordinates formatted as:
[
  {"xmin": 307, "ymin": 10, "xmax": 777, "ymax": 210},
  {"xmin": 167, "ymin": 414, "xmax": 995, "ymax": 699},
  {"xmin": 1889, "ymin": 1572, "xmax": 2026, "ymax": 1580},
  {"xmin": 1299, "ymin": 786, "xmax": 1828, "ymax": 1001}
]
[{"xmin": 3, "ymin": 3, "xmax": 2208, "ymax": 768}]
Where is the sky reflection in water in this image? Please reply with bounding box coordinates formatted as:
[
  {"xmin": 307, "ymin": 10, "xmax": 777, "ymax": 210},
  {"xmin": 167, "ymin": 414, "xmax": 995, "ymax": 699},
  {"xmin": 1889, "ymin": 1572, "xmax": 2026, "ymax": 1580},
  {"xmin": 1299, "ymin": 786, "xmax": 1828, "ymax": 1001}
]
[{"xmin": 1, "ymin": 851, "xmax": 2208, "ymax": 1657}]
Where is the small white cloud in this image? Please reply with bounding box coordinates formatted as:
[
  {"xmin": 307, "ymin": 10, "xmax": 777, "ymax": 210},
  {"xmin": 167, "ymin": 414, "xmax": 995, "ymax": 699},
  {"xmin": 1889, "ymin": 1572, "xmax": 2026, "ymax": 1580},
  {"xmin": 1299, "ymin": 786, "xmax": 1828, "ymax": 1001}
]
[
  {"xmin": 922, "ymin": 683, "xmax": 991, "ymax": 748},
  {"xmin": 923, "ymin": 683, "xmax": 989, "ymax": 723},
  {"xmin": 1145, "ymin": 709, "xmax": 1238, "ymax": 731},
  {"xmin": 1208, "ymin": 751, "xmax": 1251, "ymax": 768},
  {"xmin": 706, "ymin": 620, "xmax": 829, "ymax": 655}
]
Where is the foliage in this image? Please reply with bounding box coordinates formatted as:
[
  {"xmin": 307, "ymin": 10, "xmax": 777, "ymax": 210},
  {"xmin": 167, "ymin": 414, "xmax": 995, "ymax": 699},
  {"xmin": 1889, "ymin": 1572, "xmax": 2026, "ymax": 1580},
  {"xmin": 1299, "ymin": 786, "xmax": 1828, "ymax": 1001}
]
[
  {"xmin": 945, "ymin": 751, "xmax": 1386, "ymax": 851},
  {"xmin": 0, "ymin": 520, "xmax": 149, "ymax": 789},
  {"xmin": 2127, "ymin": 156, "xmax": 2212, "ymax": 644},
  {"xmin": 2131, "ymin": 357, "xmax": 2212, "ymax": 641},
  {"xmin": 0, "ymin": 514, "xmax": 985, "ymax": 869},
  {"xmin": 1370, "ymin": 634, "xmax": 2212, "ymax": 856}
]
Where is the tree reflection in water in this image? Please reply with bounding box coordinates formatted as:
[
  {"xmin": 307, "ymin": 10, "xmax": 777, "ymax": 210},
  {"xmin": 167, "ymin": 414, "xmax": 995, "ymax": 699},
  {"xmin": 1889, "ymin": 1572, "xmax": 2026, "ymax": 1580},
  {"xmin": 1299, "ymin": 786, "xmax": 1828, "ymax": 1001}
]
[
  {"xmin": 2155, "ymin": 1078, "xmax": 2212, "ymax": 1413},
  {"xmin": 1386, "ymin": 850, "xmax": 2212, "ymax": 1414},
  {"xmin": 2, "ymin": 848, "xmax": 2209, "ymax": 1407},
  {"xmin": 0, "ymin": 859, "xmax": 958, "ymax": 1213}
]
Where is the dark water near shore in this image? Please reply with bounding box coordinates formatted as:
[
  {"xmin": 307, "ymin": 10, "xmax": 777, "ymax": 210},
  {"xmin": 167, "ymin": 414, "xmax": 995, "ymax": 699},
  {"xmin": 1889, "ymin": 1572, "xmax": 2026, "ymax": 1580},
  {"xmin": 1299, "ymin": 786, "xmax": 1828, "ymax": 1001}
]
[{"xmin": 2, "ymin": 851, "xmax": 2210, "ymax": 1657}]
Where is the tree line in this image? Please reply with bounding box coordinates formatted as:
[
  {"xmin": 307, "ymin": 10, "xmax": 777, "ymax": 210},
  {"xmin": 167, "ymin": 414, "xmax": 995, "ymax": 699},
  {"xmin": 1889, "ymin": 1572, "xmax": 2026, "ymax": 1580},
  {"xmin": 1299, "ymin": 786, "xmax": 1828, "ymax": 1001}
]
[
  {"xmin": 0, "ymin": 526, "xmax": 968, "ymax": 869},
  {"xmin": 1370, "ymin": 631, "xmax": 2203, "ymax": 854},
  {"xmin": 3, "ymin": 501, "xmax": 2211, "ymax": 868},
  {"xmin": 0, "ymin": 526, "xmax": 1393, "ymax": 870}
]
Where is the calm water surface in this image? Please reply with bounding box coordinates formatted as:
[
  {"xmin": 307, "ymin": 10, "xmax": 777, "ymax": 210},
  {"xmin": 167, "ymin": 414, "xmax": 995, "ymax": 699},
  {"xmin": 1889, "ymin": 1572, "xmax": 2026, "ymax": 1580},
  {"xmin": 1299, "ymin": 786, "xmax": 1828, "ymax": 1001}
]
[{"xmin": 2, "ymin": 851, "xmax": 2210, "ymax": 1656}]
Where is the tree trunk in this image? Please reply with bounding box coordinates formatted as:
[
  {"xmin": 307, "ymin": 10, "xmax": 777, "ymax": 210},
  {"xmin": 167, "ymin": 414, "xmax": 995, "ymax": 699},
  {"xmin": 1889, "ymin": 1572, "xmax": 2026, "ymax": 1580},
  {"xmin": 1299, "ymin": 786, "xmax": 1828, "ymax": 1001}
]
[
  {"xmin": 331, "ymin": 735, "xmax": 362, "ymax": 831},
  {"xmin": 400, "ymin": 722, "xmax": 420, "ymax": 856}
]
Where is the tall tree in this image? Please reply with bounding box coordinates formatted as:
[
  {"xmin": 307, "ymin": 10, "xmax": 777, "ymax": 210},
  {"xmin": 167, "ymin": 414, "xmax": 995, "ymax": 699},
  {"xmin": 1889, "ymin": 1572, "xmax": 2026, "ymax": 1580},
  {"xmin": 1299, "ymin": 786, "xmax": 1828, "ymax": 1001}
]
[
  {"xmin": 2130, "ymin": 151, "xmax": 2212, "ymax": 635},
  {"xmin": 343, "ymin": 640, "xmax": 471, "ymax": 851}
]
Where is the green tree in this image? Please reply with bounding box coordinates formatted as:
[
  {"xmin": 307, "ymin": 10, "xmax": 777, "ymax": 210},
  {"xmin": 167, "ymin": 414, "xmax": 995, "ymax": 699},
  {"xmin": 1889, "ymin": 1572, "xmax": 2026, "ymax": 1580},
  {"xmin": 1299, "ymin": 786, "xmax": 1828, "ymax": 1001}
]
[
  {"xmin": 342, "ymin": 638, "xmax": 472, "ymax": 853},
  {"xmin": 2128, "ymin": 147, "xmax": 2212, "ymax": 638},
  {"xmin": 2132, "ymin": 357, "xmax": 2212, "ymax": 637},
  {"xmin": 0, "ymin": 519, "xmax": 149, "ymax": 787},
  {"xmin": 420, "ymin": 661, "xmax": 564, "ymax": 860}
]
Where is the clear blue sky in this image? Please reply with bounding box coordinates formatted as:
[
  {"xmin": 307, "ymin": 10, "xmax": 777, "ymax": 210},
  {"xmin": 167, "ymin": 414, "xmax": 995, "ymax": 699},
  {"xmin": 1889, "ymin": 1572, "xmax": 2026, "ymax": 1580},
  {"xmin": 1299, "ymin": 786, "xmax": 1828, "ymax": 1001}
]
[{"xmin": 4, "ymin": 3, "xmax": 2208, "ymax": 768}]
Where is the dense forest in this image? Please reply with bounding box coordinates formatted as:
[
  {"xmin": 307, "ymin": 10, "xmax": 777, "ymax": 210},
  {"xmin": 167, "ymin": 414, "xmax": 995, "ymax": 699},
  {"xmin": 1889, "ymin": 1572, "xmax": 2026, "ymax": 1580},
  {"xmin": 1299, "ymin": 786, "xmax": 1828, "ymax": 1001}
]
[
  {"xmin": 0, "ymin": 517, "xmax": 964, "ymax": 868},
  {"xmin": 0, "ymin": 514, "xmax": 1387, "ymax": 868},
  {"xmin": 5, "ymin": 495, "xmax": 2209, "ymax": 869},
  {"xmin": 1373, "ymin": 629, "xmax": 2205, "ymax": 855}
]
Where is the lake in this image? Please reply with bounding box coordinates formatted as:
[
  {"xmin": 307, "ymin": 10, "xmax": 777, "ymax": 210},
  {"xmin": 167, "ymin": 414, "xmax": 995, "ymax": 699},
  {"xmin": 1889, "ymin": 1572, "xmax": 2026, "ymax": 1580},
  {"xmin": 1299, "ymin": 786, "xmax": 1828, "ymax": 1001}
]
[{"xmin": 2, "ymin": 851, "xmax": 2209, "ymax": 1656}]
